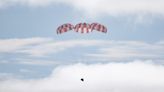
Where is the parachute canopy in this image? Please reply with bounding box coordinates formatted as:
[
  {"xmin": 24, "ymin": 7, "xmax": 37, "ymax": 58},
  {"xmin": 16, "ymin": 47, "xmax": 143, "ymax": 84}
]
[
  {"xmin": 91, "ymin": 23, "xmax": 107, "ymax": 33},
  {"xmin": 74, "ymin": 23, "xmax": 91, "ymax": 33},
  {"xmin": 57, "ymin": 23, "xmax": 107, "ymax": 34},
  {"xmin": 57, "ymin": 23, "xmax": 74, "ymax": 34}
]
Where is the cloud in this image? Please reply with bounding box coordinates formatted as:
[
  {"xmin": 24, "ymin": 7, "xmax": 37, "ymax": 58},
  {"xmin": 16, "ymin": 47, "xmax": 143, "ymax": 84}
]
[
  {"xmin": 0, "ymin": 72, "xmax": 24, "ymax": 81},
  {"xmin": 19, "ymin": 40, "xmax": 102, "ymax": 57},
  {"xmin": 0, "ymin": 0, "xmax": 164, "ymax": 16},
  {"xmin": 0, "ymin": 61, "xmax": 164, "ymax": 92},
  {"xmin": 16, "ymin": 59, "xmax": 60, "ymax": 66},
  {"xmin": 60, "ymin": 0, "xmax": 164, "ymax": 17},
  {"xmin": 87, "ymin": 41, "xmax": 164, "ymax": 61},
  {"xmin": 19, "ymin": 68, "xmax": 34, "ymax": 73},
  {"xmin": 0, "ymin": 38, "xmax": 102, "ymax": 57},
  {"xmin": 0, "ymin": 37, "xmax": 51, "ymax": 53},
  {"xmin": 0, "ymin": 38, "xmax": 164, "ymax": 62},
  {"xmin": 0, "ymin": 60, "xmax": 9, "ymax": 64}
]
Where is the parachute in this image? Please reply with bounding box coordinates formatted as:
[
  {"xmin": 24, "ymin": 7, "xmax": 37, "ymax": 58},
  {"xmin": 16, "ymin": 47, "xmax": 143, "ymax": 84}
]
[
  {"xmin": 91, "ymin": 23, "xmax": 107, "ymax": 33},
  {"xmin": 57, "ymin": 23, "xmax": 74, "ymax": 34},
  {"xmin": 74, "ymin": 23, "xmax": 91, "ymax": 33},
  {"xmin": 56, "ymin": 23, "xmax": 107, "ymax": 34}
]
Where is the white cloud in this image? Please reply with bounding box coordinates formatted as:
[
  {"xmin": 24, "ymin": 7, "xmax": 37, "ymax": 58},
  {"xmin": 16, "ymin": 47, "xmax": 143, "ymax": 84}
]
[
  {"xmin": 0, "ymin": 38, "xmax": 164, "ymax": 62},
  {"xmin": 0, "ymin": 61, "xmax": 164, "ymax": 92},
  {"xmin": 0, "ymin": 73, "xmax": 21, "ymax": 80},
  {"xmin": 0, "ymin": 60, "xmax": 9, "ymax": 64},
  {"xmin": 20, "ymin": 69, "xmax": 34, "ymax": 73},
  {"xmin": 0, "ymin": 59, "xmax": 60, "ymax": 66},
  {"xmin": 16, "ymin": 59, "xmax": 60, "ymax": 66},
  {"xmin": 62, "ymin": 0, "xmax": 164, "ymax": 17},
  {"xmin": 0, "ymin": 38, "xmax": 102, "ymax": 56},
  {"xmin": 0, "ymin": 0, "xmax": 164, "ymax": 16},
  {"xmin": 20, "ymin": 40, "xmax": 102, "ymax": 57},
  {"xmin": 87, "ymin": 41, "xmax": 164, "ymax": 61},
  {"xmin": 0, "ymin": 37, "xmax": 51, "ymax": 53}
]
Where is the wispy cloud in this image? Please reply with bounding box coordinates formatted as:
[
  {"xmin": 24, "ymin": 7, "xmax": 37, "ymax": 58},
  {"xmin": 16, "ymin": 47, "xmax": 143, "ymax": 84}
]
[
  {"xmin": 0, "ymin": 59, "xmax": 60, "ymax": 66},
  {"xmin": 0, "ymin": 38, "xmax": 102, "ymax": 57},
  {"xmin": 0, "ymin": 38, "xmax": 164, "ymax": 62},
  {"xmin": 87, "ymin": 41, "xmax": 164, "ymax": 61},
  {"xmin": 0, "ymin": 73, "xmax": 21, "ymax": 80},
  {"xmin": 0, "ymin": 0, "xmax": 164, "ymax": 16},
  {"xmin": 16, "ymin": 59, "xmax": 60, "ymax": 66},
  {"xmin": 0, "ymin": 37, "xmax": 51, "ymax": 53},
  {"xmin": 19, "ymin": 40, "xmax": 102, "ymax": 57},
  {"xmin": 0, "ymin": 60, "xmax": 9, "ymax": 64},
  {"xmin": 0, "ymin": 61, "xmax": 164, "ymax": 92}
]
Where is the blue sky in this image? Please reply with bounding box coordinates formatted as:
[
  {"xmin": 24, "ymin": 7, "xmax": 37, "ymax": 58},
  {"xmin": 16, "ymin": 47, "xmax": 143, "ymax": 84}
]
[
  {"xmin": 0, "ymin": 0, "xmax": 164, "ymax": 92},
  {"xmin": 1, "ymin": 1, "xmax": 164, "ymax": 41}
]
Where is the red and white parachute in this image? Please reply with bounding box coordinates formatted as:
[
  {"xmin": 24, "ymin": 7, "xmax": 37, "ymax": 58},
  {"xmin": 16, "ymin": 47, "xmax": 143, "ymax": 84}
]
[
  {"xmin": 74, "ymin": 23, "xmax": 91, "ymax": 33},
  {"xmin": 56, "ymin": 23, "xmax": 107, "ymax": 34},
  {"xmin": 56, "ymin": 23, "xmax": 74, "ymax": 34},
  {"xmin": 91, "ymin": 23, "xmax": 107, "ymax": 33}
]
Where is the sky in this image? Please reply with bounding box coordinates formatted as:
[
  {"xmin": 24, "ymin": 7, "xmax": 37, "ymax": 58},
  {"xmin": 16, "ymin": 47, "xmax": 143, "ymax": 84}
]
[{"xmin": 0, "ymin": 0, "xmax": 164, "ymax": 92}]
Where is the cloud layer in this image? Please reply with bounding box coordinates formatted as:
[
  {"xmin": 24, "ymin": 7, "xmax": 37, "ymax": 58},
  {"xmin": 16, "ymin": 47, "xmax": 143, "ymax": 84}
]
[
  {"xmin": 87, "ymin": 41, "xmax": 164, "ymax": 61},
  {"xmin": 0, "ymin": 0, "xmax": 164, "ymax": 16},
  {"xmin": 0, "ymin": 38, "xmax": 164, "ymax": 62},
  {"xmin": 0, "ymin": 38, "xmax": 164, "ymax": 91},
  {"xmin": 0, "ymin": 61, "xmax": 164, "ymax": 92},
  {"xmin": 0, "ymin": 37, "xmax": 51, "ymax": 53}
]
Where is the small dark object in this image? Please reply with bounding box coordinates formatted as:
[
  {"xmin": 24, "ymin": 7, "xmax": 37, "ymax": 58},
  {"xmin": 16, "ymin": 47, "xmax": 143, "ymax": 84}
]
[{"xmin": 81, "ymin": 78, "xmax": 84, "ymax": 82}]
